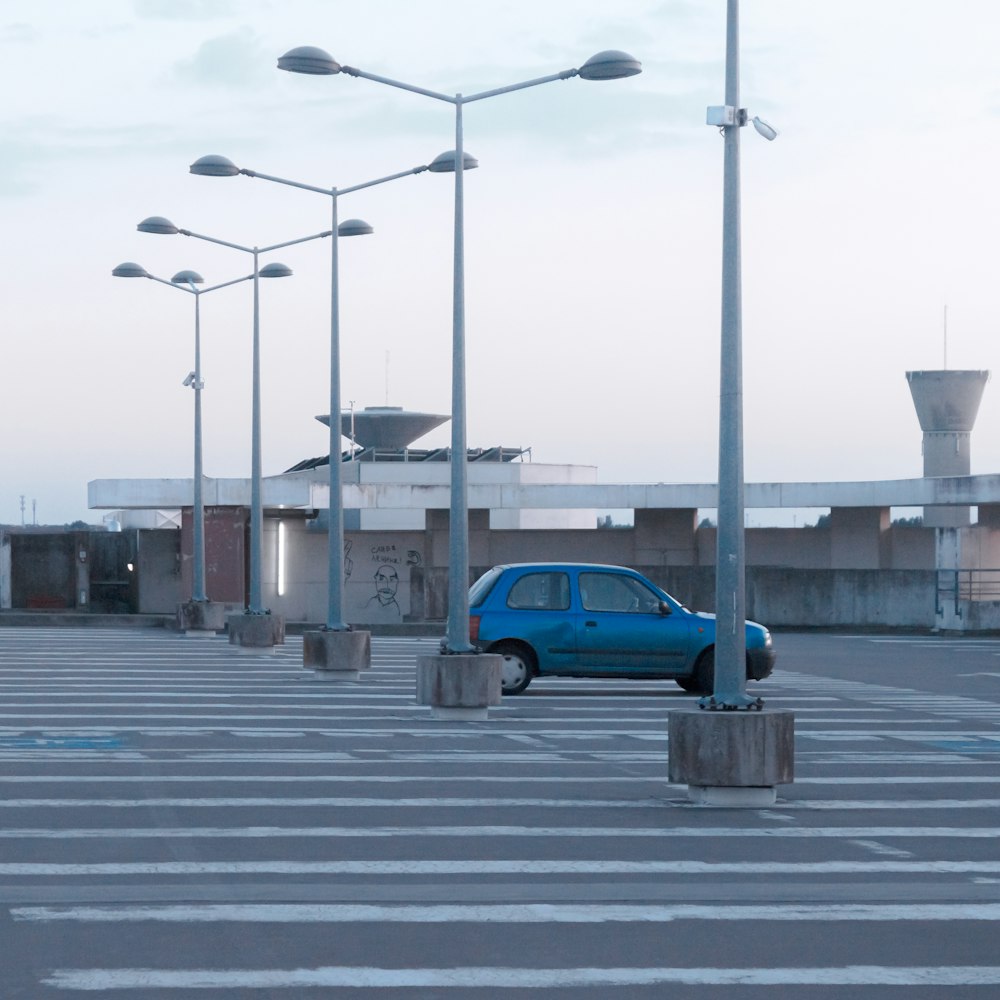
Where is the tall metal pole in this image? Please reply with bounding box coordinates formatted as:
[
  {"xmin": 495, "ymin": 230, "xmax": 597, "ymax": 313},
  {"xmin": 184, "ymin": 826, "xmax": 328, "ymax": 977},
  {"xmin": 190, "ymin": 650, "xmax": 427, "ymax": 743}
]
[
  {"xmin": 191, "ymin": 292, "xmax": 207, "ymax": 602},
  {"xmin": 709, "ymin": 0, "xmax": 752, "ymax": 708},
  {"xmin": 445, "ymin": 98, "xmax": 473, "ymax": 654},
  {"xmin": 326, "ymin": 191, "xmax": 347, "ymax": 630},
  {"xmin": 249, "ymin": 248, "xmax": 264, "ymax": 614}
]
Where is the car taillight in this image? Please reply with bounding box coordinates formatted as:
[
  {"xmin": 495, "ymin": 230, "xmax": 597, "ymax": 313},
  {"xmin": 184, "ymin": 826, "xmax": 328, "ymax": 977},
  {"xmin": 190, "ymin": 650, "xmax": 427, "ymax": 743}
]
[{"xmin": 469, "ymin": 615, "xmax": 480, "ymax": 643}]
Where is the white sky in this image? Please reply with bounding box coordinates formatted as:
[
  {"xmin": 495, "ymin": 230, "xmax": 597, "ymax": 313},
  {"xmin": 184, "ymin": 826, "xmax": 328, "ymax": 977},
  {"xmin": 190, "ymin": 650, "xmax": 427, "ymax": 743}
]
[{"xmin": 2, "ymin": 0, "xmax": 999, "ymax": 525}]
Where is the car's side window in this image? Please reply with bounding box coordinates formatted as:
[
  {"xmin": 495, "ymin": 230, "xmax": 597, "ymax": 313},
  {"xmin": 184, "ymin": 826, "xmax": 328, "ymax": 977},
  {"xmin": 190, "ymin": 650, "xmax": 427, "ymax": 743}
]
[
  {"xmin": 506, "ymin": 572, "xmax": 571, "ymax": 611},
  {"xmin": 579, "ymin": 572, "xmax": 660, "ymax": 613}
]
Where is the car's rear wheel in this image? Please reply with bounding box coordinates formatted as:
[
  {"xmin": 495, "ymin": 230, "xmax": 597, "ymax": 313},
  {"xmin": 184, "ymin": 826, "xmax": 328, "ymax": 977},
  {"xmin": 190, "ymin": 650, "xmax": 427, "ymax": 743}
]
[
  {"xmin": 492, "ymin": 641, "xmax": 535, "ymax": 695},
  {"xmin": 675, "ymin": 675, "xmax": 699, "ymax": 692}
]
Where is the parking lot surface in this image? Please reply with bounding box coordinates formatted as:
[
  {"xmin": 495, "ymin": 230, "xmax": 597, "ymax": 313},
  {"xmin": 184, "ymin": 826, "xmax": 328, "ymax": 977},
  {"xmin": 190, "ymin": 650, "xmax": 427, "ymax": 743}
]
[{"xmin": 0, "ymin": 627, "xmax": 998, "ymax": 997}]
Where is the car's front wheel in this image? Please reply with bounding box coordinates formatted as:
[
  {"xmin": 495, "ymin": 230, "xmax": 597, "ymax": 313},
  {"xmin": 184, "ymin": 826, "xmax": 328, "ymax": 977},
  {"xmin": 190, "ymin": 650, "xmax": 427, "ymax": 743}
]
[{"xmin": 492, "ymin": 641, "xmax": 536, "ymax": 695}]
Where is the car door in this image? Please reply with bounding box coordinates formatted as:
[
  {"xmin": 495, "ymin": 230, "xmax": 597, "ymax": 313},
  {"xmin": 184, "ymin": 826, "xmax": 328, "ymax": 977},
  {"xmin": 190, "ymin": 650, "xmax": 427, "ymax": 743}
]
[
  {"xmin": 574, "ymin": 570, "xmax": 691, "ymax": 675},
  {"xmin": 496, "ymin": 569, "xmax": 576, "ymax": 672}
]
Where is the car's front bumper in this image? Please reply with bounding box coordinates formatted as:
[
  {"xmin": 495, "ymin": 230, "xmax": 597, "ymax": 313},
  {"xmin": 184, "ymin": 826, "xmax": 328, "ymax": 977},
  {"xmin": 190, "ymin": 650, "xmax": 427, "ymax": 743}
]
[{"xmin": 747, "ymin": 645, "xmax": 777, "ymax": 681}]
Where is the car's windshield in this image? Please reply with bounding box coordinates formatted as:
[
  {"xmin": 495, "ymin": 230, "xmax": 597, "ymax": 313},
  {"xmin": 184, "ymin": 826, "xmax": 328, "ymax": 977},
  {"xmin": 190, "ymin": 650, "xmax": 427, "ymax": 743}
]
[{"xmin": 468, "ymin": 566, "xmax": 503, "ymax": 608}]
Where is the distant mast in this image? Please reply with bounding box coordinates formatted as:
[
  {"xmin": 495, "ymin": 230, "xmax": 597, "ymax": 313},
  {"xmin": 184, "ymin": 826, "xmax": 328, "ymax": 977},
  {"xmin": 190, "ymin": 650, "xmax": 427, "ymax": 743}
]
[{"xmin": 943, "ymin": 304, "xmax": 948, "ymax": 369}]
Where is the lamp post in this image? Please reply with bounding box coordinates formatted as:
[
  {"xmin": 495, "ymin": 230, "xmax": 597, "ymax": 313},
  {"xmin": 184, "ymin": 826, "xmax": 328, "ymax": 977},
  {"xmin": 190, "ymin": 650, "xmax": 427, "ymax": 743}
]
[
  {"xmin": 667, "ymin": 1, "xmax": 794, "ymax": 806},
  {"xmin": 137, "ymin": 216, "xmax": 322, "ymax": 645},
  {"xmin": 278, "ymin": 46, "xmax": 641, "ymax": 657},
  {"xmin": 188, "ymin": 156, "xmax": 437, "ymax": 664},
  {"xmin": 704, "ymin": 0, "xmax": 778, "ymax": 710},
  {"xmin": 111, "ymin": 262, "xmax": 252, "ymax": 630}
]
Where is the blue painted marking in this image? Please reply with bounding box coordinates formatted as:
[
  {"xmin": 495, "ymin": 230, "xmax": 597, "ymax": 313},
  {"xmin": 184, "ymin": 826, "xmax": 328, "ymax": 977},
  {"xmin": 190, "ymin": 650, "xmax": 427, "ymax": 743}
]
[{"xmin": 924, "ymin": 738, "xmax": 1000, "ymax": 755}]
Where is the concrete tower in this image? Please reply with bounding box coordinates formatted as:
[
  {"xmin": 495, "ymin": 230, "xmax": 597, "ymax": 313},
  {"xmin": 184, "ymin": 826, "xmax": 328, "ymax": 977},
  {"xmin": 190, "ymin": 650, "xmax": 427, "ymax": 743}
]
[{"xmin": 906, "ymin": 369, "xmax": 989, "ymax": 527}]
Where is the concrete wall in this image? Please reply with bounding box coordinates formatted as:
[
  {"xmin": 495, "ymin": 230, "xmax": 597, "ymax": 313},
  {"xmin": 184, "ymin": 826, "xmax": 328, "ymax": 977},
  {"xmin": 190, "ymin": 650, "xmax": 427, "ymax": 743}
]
[
  {"xmin": 178, "ymin": 507, "xmax": 248, "ymax": 606},
  {"xmin": 11, "ymin": 513, "xmax": 1000, "ymax": 630},
  {"xmin": 137, "ymin": 529, "xmax": 182, "ymax": 613},
  {"xmin": 0, "ymin": 533, "xmax": 10, "ymax": 609}
]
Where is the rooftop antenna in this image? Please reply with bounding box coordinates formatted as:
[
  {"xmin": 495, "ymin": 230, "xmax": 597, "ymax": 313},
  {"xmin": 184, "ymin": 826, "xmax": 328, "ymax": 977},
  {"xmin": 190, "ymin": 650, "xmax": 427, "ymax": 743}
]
[{"xmin": 19, "ymin": 495, "xmax": 25, "ymax": 527}]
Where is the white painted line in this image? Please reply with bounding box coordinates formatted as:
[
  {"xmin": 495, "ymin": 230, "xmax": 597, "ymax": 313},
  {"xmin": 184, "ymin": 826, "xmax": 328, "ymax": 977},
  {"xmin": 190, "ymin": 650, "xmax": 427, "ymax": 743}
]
[
  {"xmin": 3, "ymin": 824, "xmax": 998, "ymax": 840},
  {"xmin": 1, "ymin": 796, "xmax": 999, "ymax": 810},
  {"xmin": 41, "ymin": 965, "xmax": 1000, "ymax": 989},
  {"xmin": 16, "ymin": 902, "xmax": 1000, "ymax": 924},
  {"xmin": 0, "ymin": 773, "xmax": 999, "ymax": 785},
  {"xmin": 5, "ymin": 860, "xmax": 1000, "ymax": 875}
]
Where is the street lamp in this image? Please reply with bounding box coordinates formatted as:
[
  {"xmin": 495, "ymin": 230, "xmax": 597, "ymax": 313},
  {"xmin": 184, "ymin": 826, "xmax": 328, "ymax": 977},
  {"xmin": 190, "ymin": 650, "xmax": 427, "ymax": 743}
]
[
  {"xmin": 703, "ymin": 0, "xmax": 777, "ymax": 710},
  {"xmin": 278, "ymin": 46, "xmax": 641, "ymax": 655},
  {"xmin": 111, "ymin": 262, "xmax": 253, "ymax": 625},
  {"xmin": 137, "ymin": 216, "xmax": 321, "ymax": 635},
  {"xmin": 188, "ymin": 154, "xmax": 437, "ymax": 648}
]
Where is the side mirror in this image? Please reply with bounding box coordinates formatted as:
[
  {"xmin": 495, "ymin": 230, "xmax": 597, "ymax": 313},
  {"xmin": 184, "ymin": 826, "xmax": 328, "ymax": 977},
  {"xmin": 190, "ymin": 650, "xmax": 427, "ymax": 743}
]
[{"xmin": 658, "ymin": 601, "xmax": 672, "ymax": 616}]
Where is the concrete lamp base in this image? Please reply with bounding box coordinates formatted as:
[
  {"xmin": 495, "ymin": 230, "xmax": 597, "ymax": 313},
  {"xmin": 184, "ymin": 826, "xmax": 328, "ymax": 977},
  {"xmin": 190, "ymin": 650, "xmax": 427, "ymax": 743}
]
[
  {"xmin": 227, "ymin": 613, "xmax": 285, "ymax": 653},
  {"xmin": 668, "ymin": 708, "xmax": 795, "ymax": 807},
  {"xmin": 416, "ymin": 653, "xmax": 503, "ymax": 721},
  {"xmin": 303, "ymin": 629, "xmax": 371, "ymax": 680},
  {"xmin": 177, "ymin": 600, "xmax": 227, "ymax": 637}
]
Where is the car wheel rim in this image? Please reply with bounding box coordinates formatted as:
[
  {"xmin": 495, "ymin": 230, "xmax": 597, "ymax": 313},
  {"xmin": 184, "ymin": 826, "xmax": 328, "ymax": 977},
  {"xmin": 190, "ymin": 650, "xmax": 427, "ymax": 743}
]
[{"xmin": 501, "ymin": 654, "xmax": 527, "ymax": 690}]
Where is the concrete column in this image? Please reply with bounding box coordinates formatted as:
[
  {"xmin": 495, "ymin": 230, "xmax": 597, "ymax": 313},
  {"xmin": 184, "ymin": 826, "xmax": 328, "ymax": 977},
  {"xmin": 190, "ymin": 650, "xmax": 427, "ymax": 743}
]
[
  {"xmin": 416, "ymin": 653, "xmax": 502, "ymax": 720},
  {"xmin": 934, "ymin": 526, "xmax": 963, "ymax": 631},
  {"xmin": 177, "ymin": 599, "xmax": 227, "ymax": 636},
  {"xmin": 634, "ymin": 508, "xmax": 698, "ymax": 566},
  {"xmin": 303, "ymin": 629, "xmax": 371, "ymax": 680},
  {"xmin": 829, "ymin": 507, "xmax": 889, "ymax": 569},
  {"xmin": 227, "ymin": 613, "xmax": 285, "ymax": 652},
  {"xmin": 668, "ymin": 709, "xmax": 795, "ymax": 807}
]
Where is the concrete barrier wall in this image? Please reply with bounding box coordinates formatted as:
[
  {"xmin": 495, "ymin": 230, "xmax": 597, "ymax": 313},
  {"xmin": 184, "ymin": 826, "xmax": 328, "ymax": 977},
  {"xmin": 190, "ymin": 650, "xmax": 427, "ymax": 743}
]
[{"xmin": 750, "ymin": 569, "xmax": 936, "ymax": 628}]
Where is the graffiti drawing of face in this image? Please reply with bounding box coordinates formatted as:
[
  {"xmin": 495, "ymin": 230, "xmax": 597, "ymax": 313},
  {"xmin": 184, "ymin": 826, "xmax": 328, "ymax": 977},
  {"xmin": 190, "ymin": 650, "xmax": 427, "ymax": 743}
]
[{"xmin": 373, "ymin": 565, "xmax": 399, "ymax": 606}]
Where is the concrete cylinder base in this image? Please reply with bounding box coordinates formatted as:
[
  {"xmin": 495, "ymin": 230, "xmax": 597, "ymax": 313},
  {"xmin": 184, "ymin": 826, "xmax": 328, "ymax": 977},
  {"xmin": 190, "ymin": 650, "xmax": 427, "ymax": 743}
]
[
  {"xmin": 668, "ymin": 708, "xmax": 794, "ymax": 806},
  {"xmin": 416, "ymin": 653, "xmax": 502, "ymax": 718},
  {"xmin": 686, "ymin": 785, "xmax": 778, "ymax": 807},
  {"xmin": 303, "ymin": 629, "xmax": 371, "ymax": 680},
  {"xmin": 227, "ymin": 613, "xmax": 285, "ymax": 652},
  {"xmin": 430, "ymin": 705, "xmax": 490, "ymax": 721},
  {"xmin": 177, "ymin": 600, "xmax": 227, "ymax": 636}
]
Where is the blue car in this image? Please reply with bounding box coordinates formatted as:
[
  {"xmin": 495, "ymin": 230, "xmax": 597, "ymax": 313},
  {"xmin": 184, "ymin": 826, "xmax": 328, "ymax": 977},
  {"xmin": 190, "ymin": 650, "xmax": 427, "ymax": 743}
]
[{"xmin": 469, "ymin": 562, "xmax": 775, "ymax": 695}]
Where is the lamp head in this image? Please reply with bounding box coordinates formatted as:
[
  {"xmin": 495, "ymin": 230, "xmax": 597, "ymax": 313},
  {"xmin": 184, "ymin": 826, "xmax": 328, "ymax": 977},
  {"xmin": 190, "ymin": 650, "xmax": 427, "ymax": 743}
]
[
  {"xmin": 259, "ymin": 262, "xmax": 293, "ymax": 279},
  {"xmin": 137, "ymin": 216, "xmax": 179, "ymax": 235},
  {"xmin": 338, "ymin": 218, "xmax": 374, "ymax": 237},
  {"xmin": 171, "ymin": 270, "xmax": 204, "ymax": 285},
  {"xmin": 751, "ymin": 116, "xmax": 779, "ymax": 141},
  {"xmin": 278, "ymin": 45, "xmax": 341, "ymax": 75},
  {"xmin": 112, "ymin": 262, "xmax": 149, "ymax": 278},
  {"xmin": 190, "ymin": 154, "xmax": 241, "ymax": 177},
  {"xmin": 577, "ymin": 50, "xmax": 642, "ymax": 81},
  {"xmin": 428, "ymin": 150, "xmax": 479, "ymax": 173}
]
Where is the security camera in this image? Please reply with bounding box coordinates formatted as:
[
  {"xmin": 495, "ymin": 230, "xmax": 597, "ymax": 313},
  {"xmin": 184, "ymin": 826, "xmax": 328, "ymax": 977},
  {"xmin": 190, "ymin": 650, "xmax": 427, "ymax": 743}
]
[
  {"xmin": 752, "ymin": 116, "xmax": 779, "ymax": 141},
  {"xmin": 182, "ymin": 372, "xmax": 196, "ymax": 387}
]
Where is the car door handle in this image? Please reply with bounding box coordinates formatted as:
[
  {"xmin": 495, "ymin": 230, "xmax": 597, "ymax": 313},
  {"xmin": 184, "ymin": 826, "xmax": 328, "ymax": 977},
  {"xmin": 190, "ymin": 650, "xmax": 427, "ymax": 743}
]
[{"xmin": 585, "ymin": 621, "xmax": 597, "ymax": 628}]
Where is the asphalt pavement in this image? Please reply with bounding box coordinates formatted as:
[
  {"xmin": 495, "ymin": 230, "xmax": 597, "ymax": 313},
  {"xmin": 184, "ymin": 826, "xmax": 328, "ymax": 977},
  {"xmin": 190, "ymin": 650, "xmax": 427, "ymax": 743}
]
[{"xmin": 0, "ymin": 627, "xmax": 998, "ymax": 997}]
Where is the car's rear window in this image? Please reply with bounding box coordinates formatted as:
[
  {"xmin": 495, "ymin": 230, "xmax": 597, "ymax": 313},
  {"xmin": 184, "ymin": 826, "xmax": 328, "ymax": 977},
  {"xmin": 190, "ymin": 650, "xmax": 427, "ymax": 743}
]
[
  {"xmin": 469, "ymin": 567, "xmax": 504, "ymax": 608},
  {"xmin": 506, "ymin": 572, "xmax": 570, "ymax": 611}
]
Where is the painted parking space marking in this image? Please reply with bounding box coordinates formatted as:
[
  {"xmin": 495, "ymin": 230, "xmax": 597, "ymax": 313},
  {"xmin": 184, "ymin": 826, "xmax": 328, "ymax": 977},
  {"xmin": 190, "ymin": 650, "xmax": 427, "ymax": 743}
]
[
  {"xmin": 4, "ymin": 859, "xmax": 1000, "ymax": 875},
  {"xmin": 16, "ymin": 902, "xmax": 1000, "ymax": 924},
  {"xmin": 40, "ymin": 965, "xmax": 1000, "ymax": 990}
]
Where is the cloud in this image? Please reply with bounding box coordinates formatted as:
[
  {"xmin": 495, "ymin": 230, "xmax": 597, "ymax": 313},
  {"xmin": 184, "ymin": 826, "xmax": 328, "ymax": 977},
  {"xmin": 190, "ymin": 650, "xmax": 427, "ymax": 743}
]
[
  {"xmin": 133, "ymin": 0, "xmax": 236, "ymax": 20},
  {"xmin": 170, "ymin": 27, "xmax": 271, "ymax": 88},
  {"xmin": 0, "ymin": 22, "xmax": 38, "ymax": 43}
]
